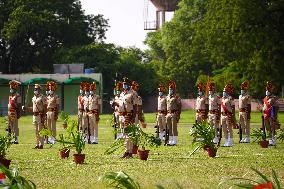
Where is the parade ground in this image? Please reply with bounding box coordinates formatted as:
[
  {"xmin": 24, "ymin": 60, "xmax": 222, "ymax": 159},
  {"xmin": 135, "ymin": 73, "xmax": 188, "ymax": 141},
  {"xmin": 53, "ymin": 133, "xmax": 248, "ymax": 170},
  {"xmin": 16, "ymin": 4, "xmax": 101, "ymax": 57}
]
[{"xmin": 1, "ymin": 110, "xmax": 283, "ymax": 189}]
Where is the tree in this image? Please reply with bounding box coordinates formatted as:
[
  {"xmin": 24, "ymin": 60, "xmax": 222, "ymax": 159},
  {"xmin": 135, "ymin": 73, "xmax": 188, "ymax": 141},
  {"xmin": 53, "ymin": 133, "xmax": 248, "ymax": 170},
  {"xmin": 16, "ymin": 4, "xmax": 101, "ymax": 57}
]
[{"xmin": 0, "ymin": 0, "xmax": 108, "ymax": 73}]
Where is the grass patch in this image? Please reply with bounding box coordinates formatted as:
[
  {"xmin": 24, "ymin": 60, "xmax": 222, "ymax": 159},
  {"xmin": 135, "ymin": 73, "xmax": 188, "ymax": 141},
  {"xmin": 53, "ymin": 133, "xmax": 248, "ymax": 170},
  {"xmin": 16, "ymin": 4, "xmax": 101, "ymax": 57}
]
[{"xmin": 1, "ymin": 111, "xmax": 284, "ymax": 188}]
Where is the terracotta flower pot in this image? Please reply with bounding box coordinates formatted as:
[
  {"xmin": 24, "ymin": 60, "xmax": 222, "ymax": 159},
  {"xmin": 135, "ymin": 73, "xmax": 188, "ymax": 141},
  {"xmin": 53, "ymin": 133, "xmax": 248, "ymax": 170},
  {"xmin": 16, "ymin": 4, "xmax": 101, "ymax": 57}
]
[
  {"xmin": 59, "ymin": 149, "xmax": 70, "ymax": 159},
  {"xmin": 0, "ymin": 158, "xmax": 11, "ymax": 169},
  {"xmin": 259, "ymin": 140, "xmax": 269, "ymax": 148},
  {"xmin": 73, "ymin": 154, "xmax": 85, "ymax": 164},
  {"xmin": 206, "ymin": 147, "xmax": 217, "ymax": 157},
  {"xmin": 203, "ymin": 144, "xmax": 209, "ymax": 151},
  {"xmin": 132, "ymin": 145, "xmax": 139, "ymax": 154},
  {"xmin": 63, "ymin": 123, "xmax": 68, "ymax": 129},
  {"xmin": 138, "ymin": 149, "xmax": 150, "ymax": 160}
]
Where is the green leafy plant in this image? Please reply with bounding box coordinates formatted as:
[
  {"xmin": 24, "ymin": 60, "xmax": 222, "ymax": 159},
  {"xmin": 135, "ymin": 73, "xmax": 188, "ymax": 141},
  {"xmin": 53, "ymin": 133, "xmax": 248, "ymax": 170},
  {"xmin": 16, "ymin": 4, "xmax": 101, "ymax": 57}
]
[
  {"xmin": 59, "ymin": 111, "xmax": 69, "ymax": 124},
  {"xmin": 0, "ymin": 165, "xmax": 36, "ymax": 189},
  {"xmin": 251, "ymin": 128, "xmax": 268, "ymax": 142},
  {"xmin": 98, "ymin": 171, "xmax": 141, "ymax": 189},
  {"xmin": 189, "ymin": 121, "xmax": 217, "ymax": 156},
  {"xmin": 57, "ymin": 134, "xmax": 70, "ymax": 151},
  {"xmin": 219, "ymin": 167, "xmax": 282, "ymax": 189},
  {"xmin": 0, "ymin": 134, "xmax": 13, "ymax": 159},
  {"xmin": 104, "ymin": 124, "xmax": 161, "ymax": 154},
  {"xmin": 276, "ymin": 128, "xmax": 284, "ymax": 142},
  {"xmin": 57, "ymin": 131, "xmax": 85, "ymax": 154},
  {"xmin": 98, "ymin": 171, "xmax": 183, "ymax": 189},
  {"xmin": 39, "ymin": 127, "xmax": 52, "ymax": 138},
  {"xmin": 66, "ymin": 120, "xmax": 78, "ymax": 136}
]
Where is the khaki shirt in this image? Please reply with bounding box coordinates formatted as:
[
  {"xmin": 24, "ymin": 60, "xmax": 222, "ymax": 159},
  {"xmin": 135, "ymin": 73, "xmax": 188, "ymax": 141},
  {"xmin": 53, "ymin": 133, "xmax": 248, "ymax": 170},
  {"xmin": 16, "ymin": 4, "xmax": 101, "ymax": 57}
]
[
  {"xmin": 158, "ymin": 96, "xmax": 167, "ymax": 111},
  {"xmin": 196, "ymin": 95, "xmax": 208, "ymax": 110},
  {"xmin": 32, "ymin": 94, "xmax": 46, "ymax": 112},
  {"xmin": 46, "ymin": 94, "xmax": 60, "ymax": 109},
  {"xmin": 83, "ymin": 96, "xmax": 89, "ymax": 111},
  {"xmin": 115, "ymin": 95, "xmax": 125, "ymax": 112},
  {"xmin": 221, "ymin": 96, "xmax": 234, "ymax": 113},
  {"xmin": 8, "ymin": 93, "xmax": 21, "ymax": 111},
  {"xmin": 166, "ymin": 95, "xmax": 181, "ymax": 111},
  {"xmin": 209, "ymin": 94, "xmax": 220, "ymax": 111},
  {"xmin": 130, "ymin": 89, "xmax": 139, "ymax": 105},
  {"xmin": 121, "ymin": 90, "xmax": 136, "ymax": 112},
  {"xmin": 239, "ymin": 94, "xmax": 251, "ymax": 109},
  {"xmin": 78, "ymin": 95, "xmax": 84, "ymax": 110},
  {"xmin": 88, "ymin": 94, "xmax": 101, "ymax": 110}
]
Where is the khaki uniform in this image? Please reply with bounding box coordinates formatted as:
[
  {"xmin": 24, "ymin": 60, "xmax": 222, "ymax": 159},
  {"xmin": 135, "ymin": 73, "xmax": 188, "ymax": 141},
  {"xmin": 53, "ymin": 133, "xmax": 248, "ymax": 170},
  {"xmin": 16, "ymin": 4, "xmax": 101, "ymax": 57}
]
[
  {"xmin": 220, "ymin": 96, "xmax": 234, "ymax": 145},
  {"xmin": 88, "ymin": 94, "xmax": 101, "ymax": 142},
  {"xmin": 157, "ymin": 96, "xmax": 167, "ymax": 133},
  {"xmin": 166, "ymin": 95, "xmax": 181, "ymax": 137},
  {"xmin": 46, "ymin": 94, "xmax": 60, "ymax": 137},
  {"xmin": 32, "ymin": 94, "xmax": 47, "ymax": 146},
  {"xmin": 195, "ymin": 95, "xmax": 208, "ymax": 123},
  {"xmin": 8, "ymin": 93, "xmax": 21, "ymax": 137},
  {"xmin": 238, "ymin": 94, "xmax": 251, "ymax": 139},
  {"xmin": 208, "ymin": 94, "xmax": 221, "ymax": 128},
  {"xmin": 120, "ymin": 90, "xmax": 137, "ymax": 153},
  {"xmin": 78, "ymin": 95, "xmax": 84, "ymax": 130},
  {"xmin": 82, "ymin": 95, "xmax": 89, "ymax": 138}
]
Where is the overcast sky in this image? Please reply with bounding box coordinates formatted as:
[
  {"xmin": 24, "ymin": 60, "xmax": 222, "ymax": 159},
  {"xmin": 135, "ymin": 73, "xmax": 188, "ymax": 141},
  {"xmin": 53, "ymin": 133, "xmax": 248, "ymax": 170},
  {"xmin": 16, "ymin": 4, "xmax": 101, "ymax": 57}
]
[{"xmin": 80, "ymin": 0, "xmax": 173, "ymax": 49}]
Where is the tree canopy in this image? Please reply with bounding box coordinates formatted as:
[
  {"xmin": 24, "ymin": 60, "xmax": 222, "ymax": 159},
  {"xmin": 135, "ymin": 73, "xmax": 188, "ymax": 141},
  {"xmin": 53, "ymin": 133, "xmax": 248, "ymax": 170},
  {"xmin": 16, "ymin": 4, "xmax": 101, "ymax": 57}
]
[
  {"xmin": 145, "ymin": 0, "xmax": 284, "ymax": 97},
  {"xmin": 0, "ymin": 0, "xmax": 108, "ymax": 73}
]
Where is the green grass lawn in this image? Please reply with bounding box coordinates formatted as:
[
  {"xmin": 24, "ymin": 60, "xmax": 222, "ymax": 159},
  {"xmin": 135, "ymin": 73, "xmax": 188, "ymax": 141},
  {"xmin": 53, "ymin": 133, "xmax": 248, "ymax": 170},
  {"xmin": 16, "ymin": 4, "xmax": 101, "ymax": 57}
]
[{"xmin": 1, "ymin": 110, "xmax": 284, "ymax": 189}]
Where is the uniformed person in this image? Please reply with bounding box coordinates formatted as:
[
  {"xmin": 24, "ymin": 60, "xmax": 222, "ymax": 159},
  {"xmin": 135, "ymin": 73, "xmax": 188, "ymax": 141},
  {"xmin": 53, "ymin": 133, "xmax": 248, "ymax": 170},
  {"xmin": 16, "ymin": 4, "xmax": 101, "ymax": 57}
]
[
  {"xmin": 88, "ymin": 82, "xmax": 101, "ymax": 144},
  {"xmin": 195, "ymin": 82, "xmax": 209, "ymax": 123},
  {"xmin": 120, "ymin": 77, "xmax": 137, "ymax": 158},
  {"xmin": 166, "ymin": 80, "xmax": 181, "ymax": 146},
  {"xmin": 239, "ymin": 81, "xmax": 251, "ymax": 143},
  {"xmin": 220, "ymin": 83, "xmax": 235, "ymax": 147},
  {"xmin": 78, "ymin": 82, "xmax": 86, "ymax": 131},
  {"xmin": 23, "ymin": 84, "xmax": 47, "ymax": 149},
  {"xmin": 157, "ymin": 84, "xmax": 167, "ymax": 140},
  {"xmin": 262, "ymin": 81, "xmax": 279, "ymax": 146},
  {"xmin": 131, "ymin": 81, "xmax": 145, "ymax": 126},
  {"xmin": 208, "ymin": 81, "xmax": 221, "ymax": 144},
  {"xmin": 82, "ymin": 82, "xmax": 90, "ymax": 143},
  {"xmin": 46, "ymin": 81, "xmax": 60, "ymax": 144},
  {"xmin": 111, "ymin": 81, "xmax": 123, "ymax": 139},
  {"xmin": 8, "ymin": 80, "xmax": 22, "ymax": 144}
]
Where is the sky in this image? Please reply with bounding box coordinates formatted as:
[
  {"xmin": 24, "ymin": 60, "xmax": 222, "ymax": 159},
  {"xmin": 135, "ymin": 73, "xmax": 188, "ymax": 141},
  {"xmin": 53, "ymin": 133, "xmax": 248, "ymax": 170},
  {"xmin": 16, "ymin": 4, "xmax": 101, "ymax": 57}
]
[{"xmin": 80, "ymin": 0, "xmax": 173, "ymax": 49}]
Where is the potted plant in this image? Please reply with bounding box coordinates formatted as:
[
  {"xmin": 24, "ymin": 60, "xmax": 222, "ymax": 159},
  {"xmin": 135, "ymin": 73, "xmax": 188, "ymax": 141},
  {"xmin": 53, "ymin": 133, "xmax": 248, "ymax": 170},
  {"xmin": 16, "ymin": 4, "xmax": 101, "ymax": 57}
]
[
  {"xmin": 250, "ymin": 128, "xmax": 269, "ymax": 148},
  {"xmin": 189, "ymin": 121, "xmax": 218, "ymax": 157},
  {"xmin": 57, "ymin": 134, "xmax": 70, "ymax": 159},
  {"xmin": 137, "ymin": 133, "xmax": 161, "ymax": 160},
  {"xmin": 59, "ymin": 111, "xmax": 69, "ymax": 129},
  {"xmin": 0, "ymin": 165, "xmax": 36, "ymax": 188},
  {"xmin": 104, "ymin": 124, "xmax": 161, "ymax": 160},
  {"xmin": 0, "ymin": 134, "xmax": 13, "ymax": 168},
  {"xmin": 219, "ymin": 167, "xmax": 281, "ymax": 189},
  {"xmin": 277, "ymin": 128, "xmax": 284, "ymax": 143}
]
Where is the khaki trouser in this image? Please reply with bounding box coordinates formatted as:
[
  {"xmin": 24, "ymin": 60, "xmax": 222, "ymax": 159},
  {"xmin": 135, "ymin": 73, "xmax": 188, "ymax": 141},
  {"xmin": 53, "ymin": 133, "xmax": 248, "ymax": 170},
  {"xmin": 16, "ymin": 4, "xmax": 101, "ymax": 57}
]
[
  {"xmin": 82, "ymin": 112, "xmax": 89, "ymax": 136},
  {"xmin": 33, "ymin": 115, "xmax": 44, "ymax": 145},
  {"xmin": 88, "ymin": 113, "xmax": 99, "ymax": 137},
  {"xmin": 264, "ymin": 117, "xmax": 275, "ymax": 138},
  {"xmin": 135, "ymin": 114, "xmax": 139, "ymax": 125},
  {"xmin": 78, "ymin": 111, "xmax": 84, "ymax": 130},
  {"xmin": 208, "ymin": 113, "xmax": 219, "ymax": 136},
  {"xmin": 8, "ymin": 111, "xmax": 19, "ymax": 137},
  {"xmin": 166, "ymin": 113, "xmax": 178, "ymax": 136},
  {"xmin": 221, "ymin": 115, "xmax": 233, "ymax": 139},
  {"xmin": 120, "ymin": 113, "xmax": 133, "ymax": 153},
  {"xmin": 239, "ymin": 112, "xmax": 250, "ymax": 136},
  {"xmin": 157, "ymin": 113, "xmax": 166, "ymax": 131},
  {"xmin": 46, "ymin": 111, "xmax": 56, "ymax": 137}
]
